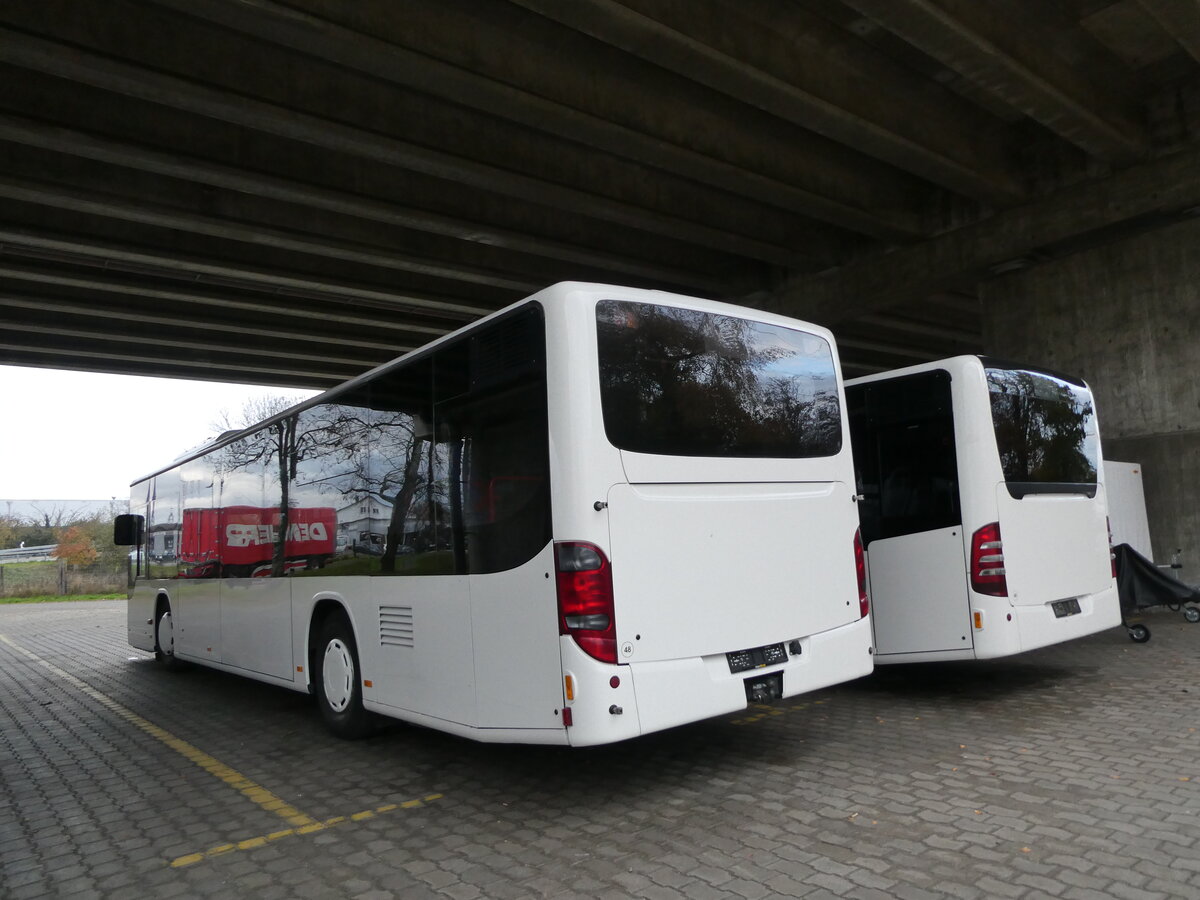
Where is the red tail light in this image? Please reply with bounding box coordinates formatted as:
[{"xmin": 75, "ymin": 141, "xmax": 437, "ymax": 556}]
[
  {"xmin": 555, "ymin": 542, "xmax": 616, "ymax": 664},
  {"xmin": 853, "ymin": 528, "xmax": 868, "ymax": 618},
  {"xmin": 1107, "ymin": 516, "xmax": 1116, "ymax": 579},
  {"xmin": 970, "ymin": 522, "xmax": 1007, "ymax": 596}
]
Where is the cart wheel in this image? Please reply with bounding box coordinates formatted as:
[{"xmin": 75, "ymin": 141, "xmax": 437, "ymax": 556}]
[
  {"xmin": 1128, "ymin": 624, "xmax": 1151, "ymax": 643},
  {"xmin": 1184, "ymin": 606, "xmax": 1200, "ymax": 624}
]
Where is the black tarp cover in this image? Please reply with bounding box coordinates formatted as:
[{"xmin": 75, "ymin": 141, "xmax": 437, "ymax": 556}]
[{"xmin": 1114, "ymin": 543, "xmax": 1200, "ymax": 614}]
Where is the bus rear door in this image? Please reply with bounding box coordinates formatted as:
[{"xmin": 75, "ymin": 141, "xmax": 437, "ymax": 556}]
[{"xmin": 848, "ymin": 369, "xmax": 973, "ymax": 657}]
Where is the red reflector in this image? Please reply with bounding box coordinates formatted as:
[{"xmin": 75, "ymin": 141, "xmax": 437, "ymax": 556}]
[
  {"xmin": 970, "ymin": 522, "xmax": 1007, "ymax": 596},
  {"xmin": 556, "ymin": 542, "xmax": 617, "ymax": 664},
  {"xmin": 561, "ymin": 707, "xmax": 573, "ymax": 727},
  {"xmin": 854, "ymin": 528, "xmax": 868, "ymax": 618}
]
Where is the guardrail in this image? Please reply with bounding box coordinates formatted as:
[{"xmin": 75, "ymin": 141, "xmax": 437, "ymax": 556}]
[{"xmin": 0, "ymin": 545, "xmax": 57, "ymax": 563}]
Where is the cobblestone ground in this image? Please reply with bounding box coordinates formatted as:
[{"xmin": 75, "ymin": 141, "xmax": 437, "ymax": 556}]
[{"xmin": 1, "ymin": 600, "xmax": 1198, "ymax": 899}]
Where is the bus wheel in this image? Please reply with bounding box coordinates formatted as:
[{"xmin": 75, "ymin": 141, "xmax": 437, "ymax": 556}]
[
  {"xmin": 315, "ymin": 613, "xmax": 371, "ymax": 739},
  {"xmin": 1128, "ymin": 624, "xmax": 1151, "ymax": 643},
  {"xmin": 1184, "ymin": 606, "xmax": 1200, "ymax": 624},
  {"xmin": 154, "ymin": 599, "xmax": 183, "ymax": 670}
]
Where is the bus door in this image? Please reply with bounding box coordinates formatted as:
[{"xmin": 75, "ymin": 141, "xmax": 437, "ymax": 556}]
[
  {"xmin": 173, "ymin": 578, "xmax": 224, "ymax": 664},
  {"xmin": 850, "ymin": 371, "xmax": 973, "ymax": 655},
  {"xmin": 222, "ymin": 577, "xmax": 292, "ymax": 678}
]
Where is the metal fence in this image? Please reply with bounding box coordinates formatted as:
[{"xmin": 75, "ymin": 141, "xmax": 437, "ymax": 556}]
[{"xmin": 0, "ymin": 560, "xmax": 128, "ymax": 598}]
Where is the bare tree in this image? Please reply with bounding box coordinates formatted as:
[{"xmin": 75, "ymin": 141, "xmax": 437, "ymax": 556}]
[
  {"xmin": 212, "ymin": 395, "xmax": 310, "ymax": 576},
  {"xmin": 27, "ymin": 501, "xmax": 94, "ymax": 529}
]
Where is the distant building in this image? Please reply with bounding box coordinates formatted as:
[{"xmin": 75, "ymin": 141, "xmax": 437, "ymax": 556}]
[{"xmin": 335, "ymin": 494, "xmax": 393, "ymax": 554}]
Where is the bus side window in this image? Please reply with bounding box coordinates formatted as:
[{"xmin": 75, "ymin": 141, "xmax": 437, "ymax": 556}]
[
  {"xmin": 354, "ymin": 305, "xmax": 550, "ymax": 577},
  {"xmin": 453, "ymin": 311, "xmax": 549, "ymax": 575},
  {"xmin": 441, "ymin": 378, "xmax": 550, "ymax": 575}
]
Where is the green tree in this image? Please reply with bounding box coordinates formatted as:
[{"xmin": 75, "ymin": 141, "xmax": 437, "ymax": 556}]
[
  {"xmin": 0, "ymin": 514, "xmax": 17, "ymax": 550},
  {"xmin": 80, "ymin": 503, "xmax": 132, "ymax": 566}
]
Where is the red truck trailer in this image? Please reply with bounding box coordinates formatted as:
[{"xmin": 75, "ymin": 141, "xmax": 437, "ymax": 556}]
[{"xmin": 179, "ymin": 505, "xmax": 336, "ymax": 577}]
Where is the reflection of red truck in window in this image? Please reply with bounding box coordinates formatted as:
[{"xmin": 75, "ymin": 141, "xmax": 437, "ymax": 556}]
[{"xmin": 179, "ymin": 506, "xmax": 336, "ymax": 577}]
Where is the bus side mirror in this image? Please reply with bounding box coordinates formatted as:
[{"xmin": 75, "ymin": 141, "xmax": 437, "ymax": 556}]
[{"xmin": 113, "ymin": 514, "xmax": 144, "ymax": 546}]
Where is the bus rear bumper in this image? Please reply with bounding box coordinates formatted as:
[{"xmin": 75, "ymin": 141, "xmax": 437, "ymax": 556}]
[
  {"xmin": 978, "ymin": 582, "xmax": 1122, "ymax": 659},
  {"xmin": 564, "ymin": 616, "xmax": 874, "ymax": 747}
]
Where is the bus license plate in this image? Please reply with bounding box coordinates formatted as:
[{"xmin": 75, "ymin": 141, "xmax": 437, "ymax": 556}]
[
  {"xmin": 727, "ymin": 643, "xmax": 787, "ymax": 674},
  {"xmin": 1052, "ymin": 598, "xmax": 1081, "ymax": 618}
]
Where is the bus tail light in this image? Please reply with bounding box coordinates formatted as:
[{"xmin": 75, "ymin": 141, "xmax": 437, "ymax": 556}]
[
  {"xmin": 555, "ymin": 542, "xmax": 617, "ymax": 664},
  {"xmin": 970, "ymin": 522, "xmax": 1007, "ymax": 596},
  {"xmin": 854, "ymin": 528, "xmax": 868, "ymax": 618},
  {"xmin": 1107, "ymin": 516, "xmax": 1117, "ymax": 579}
]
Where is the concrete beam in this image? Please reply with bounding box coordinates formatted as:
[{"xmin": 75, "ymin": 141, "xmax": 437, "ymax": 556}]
[
  {"xmin": 921, "ymin": 292, "xmax": 981, "ymax": 316},
  {"xmin": 833, "ymin": 336, "xmax": 941, "ymax": 361},
  {"xmin": 511, "ymin": 0, "xmax": 1023, "ymax": 204},
  {"xmin": 146, "ymin": 0, "xmax": 921, "ymax": 241},
  {"xmin": 839, "ymin": 359, "xmax": 892, "ymax": 376},
  {"xmin": 0, "ymin": 174, "xmax": 541, "ymax": 296},
  {"xmin": 0, "ymin": 229, "xmax": 481, "ymax": 326},
  {"xmin": 7, "ymin": 318, "xmax": 377, "ymax": 371},
  {"xmin": 1136, "ymin": 0, "xmax": 1200, "ymax": 64},
  {"xmin": 0, "ymin": 292, "xmax": 418, "ymax": 357},
  {"xmin": 852, "ymin": 313, "xmax": 980, "ymax": 346},
  {"xmin": 842, "ymin": 0, "xmax": 1147, "ymax": 163},
  {"xmin": 769, "ymin": 142, "xmax": 1200, "ymax": 326},
  {"xmin": 0, "ymin": 27, "xmax": 830, "ymax": 269},
  {"xmin": 0, "ymin": 264, "xmax": 449, "ymax": 340},
  {"xmin": 0, "ymin": 342, "xmax": 355, "ymax": 387},
  {"xmin": 0, "ymin": 115, "xmax": 720, "ymax": 293}
]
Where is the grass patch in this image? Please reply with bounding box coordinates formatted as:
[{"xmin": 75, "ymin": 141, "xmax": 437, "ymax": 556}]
[
  {"xmin": 0, "ymin": 593, "xmax": 125, "ymax": 605},
  {"xmin": 1, "ymin": 560, "xmax": 56, "ymax": 572}
]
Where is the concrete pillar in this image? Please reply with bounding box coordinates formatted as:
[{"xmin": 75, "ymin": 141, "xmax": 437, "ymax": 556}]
[{"xmin": 980, "ymin": 216, "xmax": 1200, "ymax": 569}]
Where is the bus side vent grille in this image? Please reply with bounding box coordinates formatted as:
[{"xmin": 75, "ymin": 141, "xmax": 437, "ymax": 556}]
[{"xmin": 379, "ymin": 606, "xmax": 414, "ymax": 648}]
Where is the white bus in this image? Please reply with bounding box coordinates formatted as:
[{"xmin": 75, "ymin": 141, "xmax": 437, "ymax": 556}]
[
  {"xmin": 845, "ymin": 356, "xmax": 1120, "ymax": 663},
  {"xmin": 116, "ymin": 282, "xmax": 873, "ymax": 745}
]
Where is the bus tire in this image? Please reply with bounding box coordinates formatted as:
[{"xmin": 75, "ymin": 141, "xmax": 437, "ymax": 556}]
[
  {"xmin": 154, "ymin": 597, "xmax": 184, "ymax": 670},
  {"xmin": 314, "ymin": 612, "xmax": 371, "ymax": 739}
]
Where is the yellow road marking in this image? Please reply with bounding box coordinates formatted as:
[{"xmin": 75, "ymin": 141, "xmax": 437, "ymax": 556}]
[
  {"xmin": 0, "ymin": 633, "xmax": 317, "ymax": 828},
  {"xmin": 169, "ymin": 794, "xmax": 445, "ymax": 867},
  {"xmin": 0, "ymin": 633, "xmax": 446, "ymax": 870}
]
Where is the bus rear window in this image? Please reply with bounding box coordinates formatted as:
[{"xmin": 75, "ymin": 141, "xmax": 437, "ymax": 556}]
[
  {"xmin": 985, "ymin": 366, "xmax": 1098, "ymax": 496},
  {"xmin": 596, "ymin": 299, "xmax": 842, "ymax": 458}
]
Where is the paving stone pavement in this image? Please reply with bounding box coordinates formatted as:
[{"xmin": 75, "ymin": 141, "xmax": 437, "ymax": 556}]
[{"xmin": 1, "ymin": 600, "xmax": 1198, "ymax": 899}]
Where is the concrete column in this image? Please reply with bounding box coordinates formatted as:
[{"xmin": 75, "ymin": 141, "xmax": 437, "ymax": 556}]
[{"xmin": 980, "ymin": 216, "xmax": 1200, "ymax": 569}]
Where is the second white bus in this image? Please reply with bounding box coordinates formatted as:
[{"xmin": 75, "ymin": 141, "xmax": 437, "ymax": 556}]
[
  {"xmin": 116, "ymin": 282, "xmax": 874, "ymax": 745},
  {"xmin": 846, "ymin": 356, "xmax": 1121, "ymax": 663}
]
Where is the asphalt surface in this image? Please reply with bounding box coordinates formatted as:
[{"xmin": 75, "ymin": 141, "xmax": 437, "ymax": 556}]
[{"xmin": 1, "ymin": 599, "xmax": 1198, "ymax": 899}]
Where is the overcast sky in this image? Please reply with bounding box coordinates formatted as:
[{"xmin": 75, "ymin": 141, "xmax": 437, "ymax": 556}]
[{"xmin": 0, "ymin": 365, "xmax": 317, "ymax": 503}]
